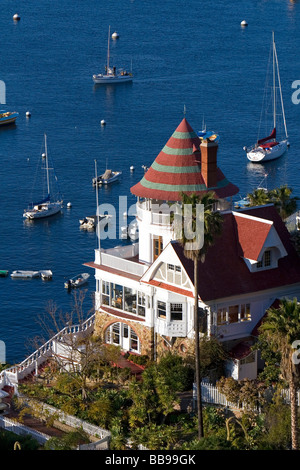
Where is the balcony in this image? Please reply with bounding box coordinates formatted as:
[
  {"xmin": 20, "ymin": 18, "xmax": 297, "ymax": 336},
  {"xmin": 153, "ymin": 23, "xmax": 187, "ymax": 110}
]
[
  {"xmin": 94, "ymin": 244, "xmax": 148, "ymax": 278},
  {"xmin": 156, "ymin": 318, "xmax": 187, "ymax": 337},
  {"xmin": 136, "ymin": 200, "xmax": 179, "ymax": 227}
]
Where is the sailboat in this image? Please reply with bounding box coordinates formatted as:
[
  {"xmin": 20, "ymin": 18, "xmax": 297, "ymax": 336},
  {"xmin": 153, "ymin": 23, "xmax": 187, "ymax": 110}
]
[
  {"xmin": 92, "ymin": 26, "xmax": 133, "ymax": 84},
  {"xmin": 244, "ymin": 32, "xmax": 288, "ymax": 163},
  {"xmin": 23, "ymin": 134, "xmax": 63, "ymax": 220}
]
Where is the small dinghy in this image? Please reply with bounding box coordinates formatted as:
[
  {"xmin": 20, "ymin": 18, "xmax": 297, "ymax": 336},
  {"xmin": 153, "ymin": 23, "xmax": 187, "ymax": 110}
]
[
  {"xmin": 39, "ymin": 270, "xmax": 53, "ymax": 281},
  {"xmin": 64, "ymin": 273, "xmax": 90, "ymax": 289}
]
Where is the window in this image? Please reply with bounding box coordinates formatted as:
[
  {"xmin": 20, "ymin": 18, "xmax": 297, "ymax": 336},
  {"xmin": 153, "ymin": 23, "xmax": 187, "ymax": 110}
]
[
  {"xmin": 240, "ymin": 303, "xmax": 251, "ymax": 321},
  {"xmin": 217, "ymin": 307, "xmax": 227, "ymax": 325},
  {"xmin": 112, "ymin": 284, "xmax": 123, "ymax": 309},
  {"xmin": 228, "ymin": 305, "xmax": 239, "ymax": 324},
  {"xmin": 101, "ymin": 281, "xmax": 110, "ymax": 305},
  {"xmin": 124, "ymin": 287, "xmax": 137, "ymax": 313},
  {"xmin": 166, "ymin": 263, "xmax": 182, "ymax": 284},
  {"xmin": 216, "ymin": 303, "xmax": 252, "ymax": 324},
  {"xmin": 257, "ymin": 250, "xmax": 271, "ymax": 269},
  {"xmin": 137, "ymin": 292, "xmax": 146, "ymax": 317},
  {"xmin": 130, "ymin": 330, "xmax": 139, "ymax": 351},
  {"xmin": 112, "ymin": 323, "xmax": 120, "ymax": 345},
  {"xmin": 153, "ymin": 236, "xmax": 163, "ymax": 260},
  {"xmin": 157, "ymin": 301, "xmax": 167, "ymax": 319},
  {"xmin": 105, "ymin": 322, "xmax": 140, "ymax": 353},
  {"xmin": 170, "ymin": 303, "xmax": 183, "ymax": 321}
]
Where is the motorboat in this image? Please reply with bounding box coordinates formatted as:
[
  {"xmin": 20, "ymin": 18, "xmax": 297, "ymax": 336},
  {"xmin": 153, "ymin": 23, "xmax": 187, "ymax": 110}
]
[
  {"xmin": 0, "ymin": 270, "xmax": 9, "ymax": 277},
  {"xmin": 93, "ymin": 26, "xmax": 133, "ymax": 85},
  {"xmin": 92, "ymin": 169, "xmax": 122, "ymax": 185},
  {"xmin": 79, "ymin": 216, "xmax": 96, "ymax": 230},
  {"xmin": 244, "ymin": 33, "xmax": 288, "ymax": 163},
  {"xmin": 39, "ymin": 270, "xmax": 53, "ymax": 281},
  {"xmin": 64, "ymin": 273, "xmax": 90, "ymax": 289},
  {"xmin": 11, "ymin": 270, "xmax": 40, "ymax": 279},
  {"xmin": 23, "ymin": 134, "xmax": 63, "ymax": 220},
  {"xmin": 0, "ymin": 110, "xmax": 18, "ymax": 126}
]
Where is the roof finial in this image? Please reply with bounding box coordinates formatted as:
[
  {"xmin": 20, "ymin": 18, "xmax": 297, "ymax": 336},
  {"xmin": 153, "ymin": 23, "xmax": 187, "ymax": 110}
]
[{"xmin": 183, "ymin": 104, "xmax": 186, "ymax": 117}]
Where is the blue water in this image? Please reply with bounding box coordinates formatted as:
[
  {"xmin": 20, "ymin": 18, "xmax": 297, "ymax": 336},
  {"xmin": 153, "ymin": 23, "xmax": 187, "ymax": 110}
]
[{"xmin": 1, "ymin": 0, "xmax": 300, "ymax": 363}]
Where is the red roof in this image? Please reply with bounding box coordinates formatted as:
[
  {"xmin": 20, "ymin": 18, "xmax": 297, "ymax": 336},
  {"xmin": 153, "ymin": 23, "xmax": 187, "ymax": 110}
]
[
  {"xmin": 233, "ymin": 212, "xmax": 272, "ymax": 261},
  {"xmin": 130, "ymin": 118, "xmax": 239, "ymax": 202},
  {"xmin": 172, "ymin": 205, "xmax": 300, "ymax": 301}
]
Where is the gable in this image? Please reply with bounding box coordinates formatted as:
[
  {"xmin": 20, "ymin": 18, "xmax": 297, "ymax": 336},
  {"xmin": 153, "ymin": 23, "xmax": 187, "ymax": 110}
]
[{"xmin": 171, "ymin": 205, "xmax": 300, "ymax": 301}]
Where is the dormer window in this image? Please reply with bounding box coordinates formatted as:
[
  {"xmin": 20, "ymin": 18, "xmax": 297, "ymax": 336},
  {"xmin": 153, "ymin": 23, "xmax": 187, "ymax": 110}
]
[{"xmin": 257, "ymin": 250, "xmax": 271, "ymax": 269}]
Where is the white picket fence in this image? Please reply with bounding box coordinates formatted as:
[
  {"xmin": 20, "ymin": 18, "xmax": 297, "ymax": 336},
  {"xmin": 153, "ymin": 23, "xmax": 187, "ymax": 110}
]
[{"xmin": 197, "ymin": 382, "xmax": 300, "ymax": 410}]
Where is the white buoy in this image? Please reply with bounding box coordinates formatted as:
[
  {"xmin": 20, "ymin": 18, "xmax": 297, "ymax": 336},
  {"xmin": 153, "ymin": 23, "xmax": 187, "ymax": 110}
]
[
  {"xmin": 42, "ymin": 153, "xmax": 46, "ymax": 158},
  {"xmin": 67, "ymin": 202, "xmax": 72, "ymax": 208},
  {"xmin": 100, "ymin": 119, "xmax": 106, "ymax": 126},
  {"xmin": 130, "ymin": 165, "xmax": 135, "ymax": 171},
  {"xmin": 241, "ymin": 20, "xmax": 248, "ymax": 27},
  {"xmin": 13, "ymin": 14, "xmax": 20, "ymax": 21},
  {"xmin": 26, "ymin": 111, "xmax": 31, "ymax": 117},
  {"xmin": 112, "ymin": 31, "xmax": 119, "ymax": 40}
]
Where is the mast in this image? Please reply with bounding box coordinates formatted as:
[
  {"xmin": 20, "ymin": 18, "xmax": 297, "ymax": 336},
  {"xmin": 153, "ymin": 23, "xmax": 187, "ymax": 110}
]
[
  {"xmin": 272, "ymin": 31, "xmax": 276, "ymax": 131},
  {"xmin": 273, "ymin": 36, "xmax": 288, "ymax": 139},
  {"xmin": 44, "ymin": 133, "xmax": 50, "ymax": 198},
  {"xmin": 107, "ymin": 25, "xmax": 111, "ymax": 71},
  {"xmin": 95, "ymin": 160, "xmax": 101, "ymax": 258}
]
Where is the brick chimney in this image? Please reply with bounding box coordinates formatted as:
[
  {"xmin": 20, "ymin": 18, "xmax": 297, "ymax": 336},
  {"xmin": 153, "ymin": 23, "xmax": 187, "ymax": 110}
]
[{"xmin": 200, "ymin": 139, "xmax": 218, "ymax": 189}]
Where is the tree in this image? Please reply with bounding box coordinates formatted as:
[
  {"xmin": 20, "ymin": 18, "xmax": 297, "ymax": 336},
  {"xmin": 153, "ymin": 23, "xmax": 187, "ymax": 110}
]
[
  {"xmin": 179, "ymin": 191, "xmax": 223, "ymax": 439},
  {"xmin": 259, "ymin": 298, "xmax": 300, "ymax": 450},
  {"xmin": 247, "ymin": 185, "xmax": 298, "ymax": 220},
  {"xmin": 268, "ymin": 185, "xmax": 299, "ymax": 220}
]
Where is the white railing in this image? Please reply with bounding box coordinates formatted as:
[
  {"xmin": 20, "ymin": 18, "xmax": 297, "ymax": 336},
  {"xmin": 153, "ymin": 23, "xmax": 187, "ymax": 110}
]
[
  {"xmin": 0, "ymin": 416, "xmax": 50, "ymax": 445},
  {"xmin": 100, "ymin": 252, "xmax": 147, "ymax": 277},
  {"xmin": 199, "ymin": 382, "xmax": 300, "ymax": 410},
  {"xmin": 156, "ymin": 319, "xmax": 187, "ymax": 338},
  {"xmin": 0, "ymin": 314, "xmax": 96, "ymax": 389},
  {"xmin": 19, "ymin": 398, "xmax": 111, "ymax": 442}
]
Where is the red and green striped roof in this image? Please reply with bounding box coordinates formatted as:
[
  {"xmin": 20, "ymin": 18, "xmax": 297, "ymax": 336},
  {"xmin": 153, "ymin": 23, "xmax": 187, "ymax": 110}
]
[{"xmin": 130, "ymin": 118, "xmax": 239, "ymax": 202}]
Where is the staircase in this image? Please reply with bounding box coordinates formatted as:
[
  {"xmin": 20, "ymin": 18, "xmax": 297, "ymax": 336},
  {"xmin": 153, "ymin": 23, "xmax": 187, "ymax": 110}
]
[{"xmin": 0, "ymin": 314, "xmax": 95, "ymax": 393}]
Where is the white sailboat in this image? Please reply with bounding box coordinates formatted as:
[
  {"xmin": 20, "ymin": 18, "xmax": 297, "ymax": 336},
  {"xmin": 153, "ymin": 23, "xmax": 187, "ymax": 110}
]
[
  {"xmin": 92, "ymin": 26, "xmax": 133, "ymax": 84},
  {"xmin": 23, "ymin": 134, "xmax": 63, "ymax": 220},
  {"xmin": 244, "ymin": 32, "xmax": 288, "ymax": 163}
]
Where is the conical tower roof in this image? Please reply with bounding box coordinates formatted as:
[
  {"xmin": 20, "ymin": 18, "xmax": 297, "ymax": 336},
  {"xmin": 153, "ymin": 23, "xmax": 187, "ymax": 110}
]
[{"xmin": 130, "ymin": 118, "xmax": 239, "ymax": 202}]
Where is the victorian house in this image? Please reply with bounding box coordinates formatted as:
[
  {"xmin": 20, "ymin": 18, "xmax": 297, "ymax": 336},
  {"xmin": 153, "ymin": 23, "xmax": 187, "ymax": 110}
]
[{"xmin": 85, "ymin": 117, "xmax": 300, "ymax": 381}]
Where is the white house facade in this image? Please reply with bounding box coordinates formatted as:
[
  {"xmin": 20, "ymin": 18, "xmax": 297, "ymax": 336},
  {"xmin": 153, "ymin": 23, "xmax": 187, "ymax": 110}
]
[{"xmin": 85, "ymin": 118, "xmax": 300, "ymax": 381}]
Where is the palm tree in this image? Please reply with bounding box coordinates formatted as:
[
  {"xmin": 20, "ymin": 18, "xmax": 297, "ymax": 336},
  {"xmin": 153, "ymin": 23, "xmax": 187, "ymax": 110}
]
[
  {"xmin": 259, "ymin": 298, "xmax": 300, "ymax": 450},
  {"xmin": 179, "ymin": 191, "xmax": 223, "ymax": 439},
  {"xmin": 268, "ymin": 185, "xmax": 299, "ymax": 220},
  {"xmin": 247, "ymin": 188, "xmax": 270, "ymax": 207}
]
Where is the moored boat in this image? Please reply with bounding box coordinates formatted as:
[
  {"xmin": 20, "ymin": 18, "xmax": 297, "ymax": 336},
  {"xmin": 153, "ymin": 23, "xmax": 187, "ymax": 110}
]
[
  {"xmin": 244, "ymin": 32, "xmax": 288, "ymax": 163},
  {"xmin": 23, "ymin": 134, "xmax": 63, "ymax": 220},
  {"xmin": 0, "ymin": 270, "xmax": 9, "ymax": 277},
  {"xmin": 11, "ymin": 270, "xmax": 40, "ymax": 279},
  {"xmin": 39, "ymin": 270, "xmax": 53, "ymax": 281},
  {"xmin": 0, "ymin": 110, "xmax": 19, "ymax": 126},
  {"xmin": 92, "ymin": 169, "xmax": 122, "ymax": 185},
  {"xmin": 64, "ymin": 273, "xmax": 90, "ymax": 289},
  {"xmin": 93, "ymin": 26, "xmax": 133, "ymax": 85}
]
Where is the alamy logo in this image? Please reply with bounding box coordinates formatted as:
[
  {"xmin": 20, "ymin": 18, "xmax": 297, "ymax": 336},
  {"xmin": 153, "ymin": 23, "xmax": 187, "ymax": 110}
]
[
  {"xmin": 291, "ymin": 80, "xmax": 300, "ymax": 105},
  {"xmin": 0, "ymin": 340, "xmax": 6, "ymax": 363},
  {"xmin": 0, "ymin": 80, "xmax": 6, "ymax": 104}
]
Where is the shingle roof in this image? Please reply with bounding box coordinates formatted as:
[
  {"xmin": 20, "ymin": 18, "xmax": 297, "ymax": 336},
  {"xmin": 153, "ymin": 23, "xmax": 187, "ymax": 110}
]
[
  {"xmin": 171, "ymin": 205, "xmax": 300, "ymax": 301},
  {"xmin": 130, "ymin": 118, "xmax": 239, "ymax": 202}
]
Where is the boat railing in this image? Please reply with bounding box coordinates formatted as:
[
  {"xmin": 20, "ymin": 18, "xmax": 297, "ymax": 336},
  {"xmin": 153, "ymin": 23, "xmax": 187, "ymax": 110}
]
[{"xmin": 0, "ymin": 314, "xmax": 96, "ymax": 390}]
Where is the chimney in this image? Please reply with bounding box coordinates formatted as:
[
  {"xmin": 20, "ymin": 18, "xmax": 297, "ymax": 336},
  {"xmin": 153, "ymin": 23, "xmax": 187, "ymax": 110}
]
[{"xmin": 200, "ymin": 139, "xmax": 218, "ymax": 189}]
